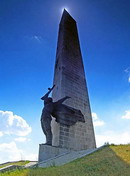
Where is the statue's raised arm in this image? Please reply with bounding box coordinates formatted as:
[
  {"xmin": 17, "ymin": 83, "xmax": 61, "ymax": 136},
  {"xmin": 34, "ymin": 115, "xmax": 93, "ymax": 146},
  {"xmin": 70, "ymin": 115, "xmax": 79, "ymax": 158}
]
[{"xmin": 41, "ymin": 85, "xmax": 55, "ymax": 101}]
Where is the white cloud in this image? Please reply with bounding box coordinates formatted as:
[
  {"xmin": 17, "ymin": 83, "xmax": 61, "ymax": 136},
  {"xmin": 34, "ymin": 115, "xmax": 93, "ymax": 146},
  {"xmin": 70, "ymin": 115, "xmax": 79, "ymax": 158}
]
[
  {"xmin": 92, "ymin": 112, "xmax": 130, "ymax": 147},
  {"xmin": 24, "ymin": 153, "xmax": 38, "ymax": 161},
  {"xmin": 122, "ymin": 111, "xmax": 130, "ymax": 119},
  {"xmin": 14, "ymin": 137, "xmax": 31, "ymax": 142},
  {"xmin": 96, "ymin": 131, "xmax": 130, "ymax": 147},
  {"xmin": 124, "ymin": 67, "xmax": 130, "ymax": 73},
  {"xmin": 0, "ymin": 110, "xmax": 32, "ymax": 136},
  {"xmin": 0, "ymin": 111, "xmax": 37, "ymax": 163},
  {"xmin": 0, "ymin": 142, "xmax": 37, "ymax": 163},
  {"xmin": 31, "ymin": 35, "xmax": 42, "ymax": 43},
  {"xmin": 92, "ymin": 112, "xmax": 105, "ymax": 127},
  {"xmin": 128, "ymin": 76, "xmax": 130, "ymax": 83},
  {"xmin": 0, "ymin": 142, "xmax": 22, "ymax": 163},
  {"xmin": 0, "ymin": 131, "xmax": 3, "ymax": 137},
  {"xmin": 124, "ymin": 67, "xmax": 130, "ymax": 83}
]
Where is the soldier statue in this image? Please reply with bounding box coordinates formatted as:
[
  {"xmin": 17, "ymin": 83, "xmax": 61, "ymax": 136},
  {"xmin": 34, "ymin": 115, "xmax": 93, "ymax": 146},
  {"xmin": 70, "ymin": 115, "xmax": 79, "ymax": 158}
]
[
  {"xmin": 41, "ymin": 85, "xmax": 71, "ymax": 145},
  {"xmin": 41, "ymin": 85, "xmax": 85, "ymax": 145}
]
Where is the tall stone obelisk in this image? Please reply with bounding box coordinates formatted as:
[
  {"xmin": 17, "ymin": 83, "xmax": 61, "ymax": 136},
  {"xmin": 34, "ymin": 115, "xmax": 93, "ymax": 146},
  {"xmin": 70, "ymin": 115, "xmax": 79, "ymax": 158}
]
[{"xmin": 52, "ymin": 10, "xmax": 96, "ymax": 150}]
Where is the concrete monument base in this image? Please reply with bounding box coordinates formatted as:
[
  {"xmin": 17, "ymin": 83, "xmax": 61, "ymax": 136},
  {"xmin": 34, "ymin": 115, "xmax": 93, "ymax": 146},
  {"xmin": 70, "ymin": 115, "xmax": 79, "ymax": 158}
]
[{"xmin": 38, "ymin": 144, "xmax": 71, "ymax": 162}]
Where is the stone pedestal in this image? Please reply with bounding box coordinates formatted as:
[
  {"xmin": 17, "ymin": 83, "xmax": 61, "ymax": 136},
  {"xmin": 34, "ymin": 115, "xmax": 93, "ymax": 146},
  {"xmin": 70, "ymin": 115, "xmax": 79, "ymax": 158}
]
[{"xmin": 38, "ymin": 144, "xmax": 70, "ymax": 162}]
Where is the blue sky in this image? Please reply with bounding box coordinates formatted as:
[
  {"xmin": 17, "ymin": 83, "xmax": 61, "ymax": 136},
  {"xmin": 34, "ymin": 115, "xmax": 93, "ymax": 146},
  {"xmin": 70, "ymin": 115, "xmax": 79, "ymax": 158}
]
[{"xmin": 0, "ymin": 0, "xmax": 130, "ymax": 163}]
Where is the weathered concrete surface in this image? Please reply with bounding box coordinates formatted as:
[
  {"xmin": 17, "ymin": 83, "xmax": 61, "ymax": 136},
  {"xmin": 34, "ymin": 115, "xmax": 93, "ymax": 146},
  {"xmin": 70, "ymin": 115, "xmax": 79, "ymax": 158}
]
[
  {"xmin": 52, "ymin": 9, "xmax": 96, "ymax": 150},
  {"xmin": 38, "ymin": 144, "xmax": 70, "ymax": 162}
]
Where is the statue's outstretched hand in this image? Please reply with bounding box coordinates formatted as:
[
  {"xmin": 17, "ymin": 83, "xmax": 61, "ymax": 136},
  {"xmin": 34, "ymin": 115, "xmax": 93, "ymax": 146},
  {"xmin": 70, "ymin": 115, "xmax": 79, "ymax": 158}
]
[{"xmin": 48, "ymin": 85, "xmax": 55, "ymax": 91}]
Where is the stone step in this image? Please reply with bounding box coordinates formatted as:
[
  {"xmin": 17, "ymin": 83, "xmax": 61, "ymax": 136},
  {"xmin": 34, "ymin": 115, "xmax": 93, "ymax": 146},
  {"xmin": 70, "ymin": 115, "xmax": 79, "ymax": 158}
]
[
  {"xmin": 24, "ymin": 161, "xmax": 38, "ymax": 168},
  {"xmin": 0, "ymin": 165, "xmax": 22, "ymax": 173}
]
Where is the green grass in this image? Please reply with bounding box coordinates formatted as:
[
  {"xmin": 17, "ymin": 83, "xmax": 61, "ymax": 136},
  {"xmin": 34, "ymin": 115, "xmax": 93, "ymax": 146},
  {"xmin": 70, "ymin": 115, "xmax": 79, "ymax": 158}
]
[
  {"xmin": 0, "ymin": 161, "xmax": 30, "ymax": 169},
  {"xmin": 1, "ymin": 144, "xmax": 130, "ymax": 176},
  {"xmin": 0, "ymin": 169, "xmax": 29, "ymax": 176}
]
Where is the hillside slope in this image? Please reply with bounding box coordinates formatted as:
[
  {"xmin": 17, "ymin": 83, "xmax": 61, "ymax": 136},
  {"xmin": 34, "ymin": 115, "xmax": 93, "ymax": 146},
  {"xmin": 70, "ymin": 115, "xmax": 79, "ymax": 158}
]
[
  {"xmin": 0, "ymin": 161, "xmax": 30, "ymax": 169},
  {"xmin": 1, "ymin": 144, "xmax": 130, "ymax": 176}
]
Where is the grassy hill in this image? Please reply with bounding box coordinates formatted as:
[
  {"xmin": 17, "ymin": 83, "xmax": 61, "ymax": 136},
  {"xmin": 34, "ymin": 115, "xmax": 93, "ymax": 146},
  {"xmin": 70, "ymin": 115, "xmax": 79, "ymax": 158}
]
[
  {"xmin": 0, "ymin": 161, "xmax": 30, "ymax": 169},
  {"xmin": 0, "ymin": 144, "xmax": 130, "ymax": 176}
]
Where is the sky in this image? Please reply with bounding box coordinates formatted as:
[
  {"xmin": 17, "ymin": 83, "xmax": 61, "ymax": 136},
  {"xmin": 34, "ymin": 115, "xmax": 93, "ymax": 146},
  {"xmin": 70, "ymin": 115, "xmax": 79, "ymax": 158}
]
[{"xmin": 0, "ymin": 0, "xmax": 130, "ymax": 163}]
